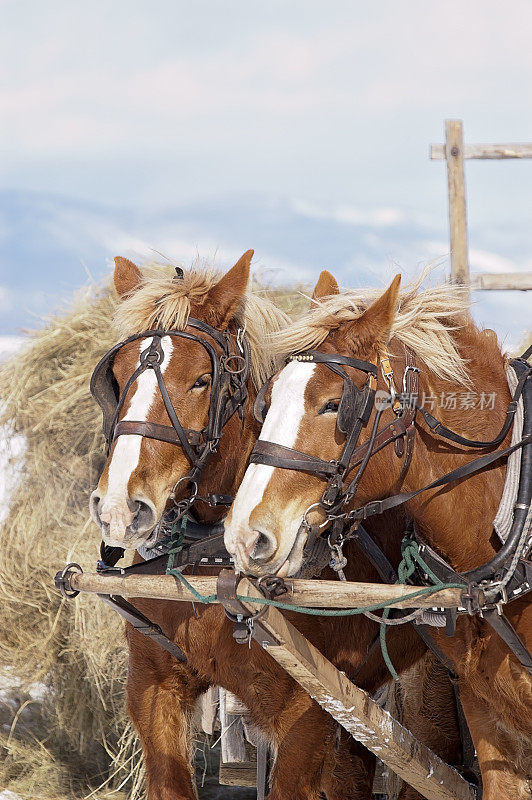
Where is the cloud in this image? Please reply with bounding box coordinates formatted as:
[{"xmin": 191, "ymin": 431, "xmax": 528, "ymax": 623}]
[
  {"xmin": 2, "ymin": 1, "xmax": 532, "ymax": 159},
  {"xmin": 0, "ymin": 287, "xmax": 12, "ymax": 313},
  {"xmin": 292, "ymin": 199, "xmax": 405, "ymax": 227}
]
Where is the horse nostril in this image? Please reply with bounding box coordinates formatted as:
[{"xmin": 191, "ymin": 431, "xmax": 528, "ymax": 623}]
[
  {"xmin": 250, "ymin": 530, "xmax": 276, "ymax": 562},
  {"xmin": 89, "ymin": 490, "xmax": 103, "ymax": 526},
  {"xmin": 129, "ymin": 497, "xmax": 157, "ymax": 533}
]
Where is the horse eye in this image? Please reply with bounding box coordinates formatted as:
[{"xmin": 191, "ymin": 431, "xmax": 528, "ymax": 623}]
[
  {"xmin": 191, "ymin": 374, "xmax": 211, "ymax": 390},
  {"xmin": 319, "ymin": 400, "xmax": 340, "ymax": 414}
]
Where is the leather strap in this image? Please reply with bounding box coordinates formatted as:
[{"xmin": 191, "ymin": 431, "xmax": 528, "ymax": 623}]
[
  {"xmin": 294, "ymin": 350, "xmax": 378, "ymax": 377},
  {"xmin": 115, "ymin": 420, "xmax": 203, "ymax": 447},
  {"xmin": 99, "ymin": 593, "xmax": 188, "ymax": 662},
  {"xmin": 352, "ymin": 432, "xmax": 532, "ymax": 522},
  {"xmin": 250, "ymin": 440, "xmax": 340, "ymax": 475},
  {"xmin": 484, "ymin": 609, "xmax": 532, "ymax": 674},
  {"xmin": 416, "ymin": 365, "xmax": 531, "ymax": 449}
]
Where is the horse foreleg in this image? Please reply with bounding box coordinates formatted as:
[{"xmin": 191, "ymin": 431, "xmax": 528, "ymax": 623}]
[
  {"xmin": 391, "ymin": 654, "xmax": 463, "ymax": 800},
  {"xmin": 267, "ymin": 697, "xmax": 375, "ymax": 800},
  {"xmin": 458, "ymin": 681, "xmax": 531, "ymax": 800},
  {"xmin": 126, "ymin": 626, "xmax": 207, "ymax": 800}
]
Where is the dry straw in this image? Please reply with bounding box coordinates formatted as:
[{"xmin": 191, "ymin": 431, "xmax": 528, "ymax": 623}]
[
  {"xmin": 0, "ymin": 268, "xmax": 301, "ymax": 800},
  {"xmin": 0, "ymin": 283, "xmax": 142, "ymax": 799}
]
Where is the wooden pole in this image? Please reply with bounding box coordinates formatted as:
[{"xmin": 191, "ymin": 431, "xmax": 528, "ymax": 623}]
[
  {"xmin": 68, "ymin": 570, "xmax": 465, "ymax": 610},
  {"xmin": 236, "ymin": 578, "xmax": 476, "ymax": 800},
  {"xmin": 431, "ymin": 142, "xmax": 532, "ymax": 160},
  {"xmin": 445, "ymin": 120, "xmax": 470, "ymax": 296},
  {"xmin": 470, "ymin": 272, "xmax": 532, "ymax": 291}
]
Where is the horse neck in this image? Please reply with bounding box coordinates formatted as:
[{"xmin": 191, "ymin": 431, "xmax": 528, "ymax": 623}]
[
  {"xmin": 195, "ymin": 380, "xmax": 259, "ymax": 524},
  {"xmin": 400, "ymin": 327, "xmax": 511, "ymax": 571}
]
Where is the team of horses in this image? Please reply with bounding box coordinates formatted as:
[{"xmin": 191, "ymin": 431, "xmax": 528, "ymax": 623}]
[{"xmin": 89, "ymin": 252, "xmax": 531, "ymax": 799}]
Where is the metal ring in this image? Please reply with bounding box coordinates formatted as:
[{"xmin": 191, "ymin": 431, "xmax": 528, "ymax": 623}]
[
  {"xmin": 222, "ymin": 354, "xmax": 247, "ymax": 375},
  {"xmin": 54, "ymin": 562, "xmax": 83, "ymax": 599},
  {"xmin": 170, "ymin": 476, "xmax": 198, "ymax": 503},
  {"xmin": 301, "ymin": 502, "xmax": 330, "ymax": 531}
]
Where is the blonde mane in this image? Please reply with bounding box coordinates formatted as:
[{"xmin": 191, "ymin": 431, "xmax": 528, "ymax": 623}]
[
  {"xmin": 272, "ymin": 272, "xmax": 473, "ymax": 385},
  {"xmin": 113, "ymin": 261, "xmax": 290, "ymax": 387}
]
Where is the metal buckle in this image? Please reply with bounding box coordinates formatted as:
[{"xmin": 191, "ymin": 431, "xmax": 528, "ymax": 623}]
[{"xmin": 362, "ymin": 500, "xmax": 383, "ymax": 519}]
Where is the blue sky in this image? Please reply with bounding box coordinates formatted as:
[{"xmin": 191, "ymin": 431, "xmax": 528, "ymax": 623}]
[{"xmin": 1, "ymin": 0, "xmax": 531, "ymax": 345}]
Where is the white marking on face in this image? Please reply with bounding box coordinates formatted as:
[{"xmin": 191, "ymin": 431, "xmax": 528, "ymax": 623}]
[
  {"xmin": 101, "ymin": 336, "xmax": 174, "ymax": 525},
  {"xmin": 224, "ymin": 361, "xmax": 315, "ymax": 552}
]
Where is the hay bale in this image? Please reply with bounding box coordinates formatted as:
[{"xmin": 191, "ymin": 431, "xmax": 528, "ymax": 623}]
[
  {"xmin": 0, "ymin": 274, "xmax": 304, "ymax": 799},
  {"xmin": 0, "ymin": 284, "xmax": 144, "ymax": 798}
]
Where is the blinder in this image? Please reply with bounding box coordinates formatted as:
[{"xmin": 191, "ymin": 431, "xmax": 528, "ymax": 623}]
[
  {"xmin": 253, "ymin": 375, "xmax": 272, "ymax": 425},
  {"xmin": 337, "ymin": 378, "xmax": 359, "ymax": 434}
]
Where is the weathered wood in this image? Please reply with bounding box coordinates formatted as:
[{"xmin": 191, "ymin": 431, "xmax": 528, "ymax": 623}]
[
  {"xmin": 199, "ymin": 685, "xmax": 218, "ymax": 735},
  {"xmin": 237, "ymin": 577, "xmax": 476, "ymax": 800},
  {"xmin": 470, "ymin": 272, "xmax": 532, "ymax": 291},
  {"xmin": 431, "ymin": 142, "xmax": 532, "ymax": 160},
  {"xmin": 444, "ymin": 120, "xmax": 470, "ymax": 293},
  {"xmin": 224, "ymin": 691, "xmax": 249, "ymax": 716},
  {"xmin": 219, "ymin": 760, "xmax": 257, "ymax": 787},
  {"xmin": 219, "ymin": 688, "xmax": 247, "ymax": 763},
  {"xmin": 69, "ymin": 570, "xmax": 465, "ymax": 610},
  {"xmin": 219, "ymin": 757, "xmax": 388, "ymax": 794}
]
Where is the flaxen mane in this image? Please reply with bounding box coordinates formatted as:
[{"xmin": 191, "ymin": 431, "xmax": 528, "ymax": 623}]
[
  {"xmin": 273, "ymin": 272, "xmax": 473, "ymax": 385},
  {"xmin": 113, "ymin": 262, "xmax": 290, "ymax": 388}
]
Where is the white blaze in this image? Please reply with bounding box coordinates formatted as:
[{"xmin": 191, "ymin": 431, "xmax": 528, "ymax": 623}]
[
  {"xmin": 102, "ymin": 336, "xmax": 174, "ymax": 516},
  {"xmin": 225, "ymin": 361, "xmax": 315, "ymax": 548}
]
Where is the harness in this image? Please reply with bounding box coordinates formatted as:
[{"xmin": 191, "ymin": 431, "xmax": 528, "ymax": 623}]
[
  {"xmin": 91, "ymin": 318, "xmax": 251, "ymax": 471},
  {"xmin": 250, "ymin": 343, "xmax": 532, "ymax": 675},
  {"xmin": 89, "ymin": 317, "xmax": 253, "ymax": 655}
]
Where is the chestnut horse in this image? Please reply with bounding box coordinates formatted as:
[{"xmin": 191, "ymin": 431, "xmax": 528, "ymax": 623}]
[
  {"xmin": 225, "ymin": 270, "xmax": 532, "ymax": 799},
  {"xmin": 90, "ymin": 257, "xmax": 461, "ymax": 800}
]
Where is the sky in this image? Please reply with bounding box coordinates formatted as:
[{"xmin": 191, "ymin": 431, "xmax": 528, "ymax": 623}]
[{"xmin": 1, "ymin": 0, "xmax": 531, "ymax": 343}]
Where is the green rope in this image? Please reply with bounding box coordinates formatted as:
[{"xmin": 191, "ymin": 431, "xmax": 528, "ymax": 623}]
[
  {"xmin": 165, "ymin": 513, "xmax": 187, "ymax": 573},
  {"xmin": 379, "ymin": 538, "xmax": 463, "ymax": 681},
  {"xmin": 166, "ymin": 547, "xmax": 462, "ymax": 617},
  {"xmin": 165, "ymin": 530, "xmax": 461, "ymax": 680}
]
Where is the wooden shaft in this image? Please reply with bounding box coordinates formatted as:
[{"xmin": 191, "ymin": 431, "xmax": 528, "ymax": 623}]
[
  {"xmin": 445, "ymin": 120, "xmax": 470, "ymax": 295},
  {"xmin": 470, "ymin": 272, "xmax": 532, "ymax": 291},
  {"xmin": 236, "ymin": 578, "xmax": 475, "ymax": 800},
  {"xmin": 431, "ymin": 142, "xmax": 532, "ymax": 160},
  {"xmin": 69, "ymin": 571, "xmax": 464, "ymax": 610}
]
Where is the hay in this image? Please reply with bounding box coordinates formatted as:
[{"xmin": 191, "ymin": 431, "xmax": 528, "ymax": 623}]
[
  {"xmin": 0, "ymin": 284, "xmax": 143, "ymax": 798},
  {"xmin": 0, "ymin": 275, "xmax": 303, "ymax": 799}
]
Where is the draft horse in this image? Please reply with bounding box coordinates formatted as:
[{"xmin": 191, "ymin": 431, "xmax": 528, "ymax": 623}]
[
  {"xmin": 89, "ymin": 257, "xmax": 462, "ymax": 800},
  {"xmin": 225, "ymin": 270, "xmax": 532, "ymax": 799}
]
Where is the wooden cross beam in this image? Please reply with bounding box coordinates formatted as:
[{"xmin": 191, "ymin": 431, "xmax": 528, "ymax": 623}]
[
  {"xmin": 67, "ymin": 570, "xmax": 465, "ymax": 610},
  {"xmin": 430, "ymin": 119, "xmax": 532, "ymax": 297}
]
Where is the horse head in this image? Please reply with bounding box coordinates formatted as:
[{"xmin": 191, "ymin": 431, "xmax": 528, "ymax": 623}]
[{"xmin": 90, "ymin": 250, "xmax": 285, "ymax": 550}]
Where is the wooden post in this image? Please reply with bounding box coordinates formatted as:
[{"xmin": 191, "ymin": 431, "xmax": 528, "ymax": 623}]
[
  {"xmin": 445, "ymin": 120, "xmax": 470, "ymax": 296},
  {"xmin": 235, "ymin": 578, "xmax": 476, "ymax": 800}
]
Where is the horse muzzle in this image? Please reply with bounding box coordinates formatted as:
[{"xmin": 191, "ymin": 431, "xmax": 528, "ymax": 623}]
[{"xmin": 90, "ymin": 490, "xmax": 158, "ymax": 549}]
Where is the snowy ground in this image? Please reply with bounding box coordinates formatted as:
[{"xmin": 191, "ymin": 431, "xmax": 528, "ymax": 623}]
[{"xmin": 0, "ymin": 337, "xmax": 25, "ymax": 524}]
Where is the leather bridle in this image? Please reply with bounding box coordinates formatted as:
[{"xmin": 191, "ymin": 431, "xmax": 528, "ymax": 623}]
[
  {"xmin": 91, "ymin": 318, "xmax": 252, "ymax": 493},
  {"xmin": 251, "ymin": 346, "xmax": 419, "ymax": 517}
]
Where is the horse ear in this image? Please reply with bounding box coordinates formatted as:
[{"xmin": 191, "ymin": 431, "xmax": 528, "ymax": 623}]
[
  {"xmin": 114, "ymin": 257, "xmax": 143, "ymax": 298},
  {"xmin": 206, "ymin": 250, "xmax": 253, "ymax": 327},
  {"xmin": 347, "ymin": 274, "xmax": 401, "ymax": 349},
  {"xmin": 311, "ymin": 270, "xmax": 339, "ymax": 308}
]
